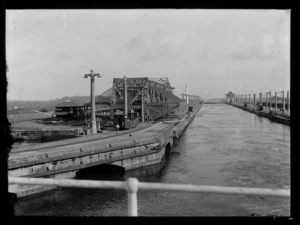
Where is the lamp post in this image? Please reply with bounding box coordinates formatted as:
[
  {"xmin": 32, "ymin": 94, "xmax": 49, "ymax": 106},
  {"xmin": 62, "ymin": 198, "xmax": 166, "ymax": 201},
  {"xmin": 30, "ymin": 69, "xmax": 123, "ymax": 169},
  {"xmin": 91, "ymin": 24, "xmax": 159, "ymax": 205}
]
[{"xmin": 84, "ymin": 70, "xmax": 101, "ymax": 134}]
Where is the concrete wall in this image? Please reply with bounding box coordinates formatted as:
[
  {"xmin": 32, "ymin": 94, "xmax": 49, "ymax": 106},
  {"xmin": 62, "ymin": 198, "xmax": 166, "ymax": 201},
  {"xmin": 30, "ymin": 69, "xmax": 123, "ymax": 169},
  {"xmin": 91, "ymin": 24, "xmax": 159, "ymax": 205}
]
[{"xmin": 9, "ymin": 104, "xmax": 200, "ymax": 198}]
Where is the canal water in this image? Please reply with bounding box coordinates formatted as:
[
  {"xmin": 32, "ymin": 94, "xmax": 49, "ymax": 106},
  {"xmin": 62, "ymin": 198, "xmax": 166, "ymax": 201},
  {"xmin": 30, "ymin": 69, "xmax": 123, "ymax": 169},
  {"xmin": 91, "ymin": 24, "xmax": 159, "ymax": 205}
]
[{"xmin": 13, "ymin": 104, "xmax": 290, "ymax": 216}]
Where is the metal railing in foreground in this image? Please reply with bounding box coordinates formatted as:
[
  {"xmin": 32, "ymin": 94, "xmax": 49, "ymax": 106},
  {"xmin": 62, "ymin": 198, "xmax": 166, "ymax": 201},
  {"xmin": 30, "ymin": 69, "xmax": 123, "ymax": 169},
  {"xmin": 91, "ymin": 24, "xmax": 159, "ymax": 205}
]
[{"xmin": 9, "ymin": 177, "xmax": 290, "ymax": 216}]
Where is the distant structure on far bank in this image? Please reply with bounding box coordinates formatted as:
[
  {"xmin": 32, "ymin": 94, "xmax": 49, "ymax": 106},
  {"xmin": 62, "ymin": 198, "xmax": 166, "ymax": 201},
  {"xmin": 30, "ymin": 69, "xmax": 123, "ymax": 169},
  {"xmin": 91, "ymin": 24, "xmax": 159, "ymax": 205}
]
[
  {"xmin": 225, "ymin": 91, "xmax": 235, "ymax": 103},
  {"xmin": 52, "ymin": 77, "xmax": 202, "ymax": 130}
]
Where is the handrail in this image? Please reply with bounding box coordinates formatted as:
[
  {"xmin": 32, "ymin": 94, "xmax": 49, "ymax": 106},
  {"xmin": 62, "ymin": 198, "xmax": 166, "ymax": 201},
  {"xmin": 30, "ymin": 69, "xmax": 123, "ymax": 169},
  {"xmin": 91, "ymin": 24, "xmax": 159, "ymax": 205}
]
[{"xmin": 8, "ymin": 177, "xmax": 290, "ymax": 217}]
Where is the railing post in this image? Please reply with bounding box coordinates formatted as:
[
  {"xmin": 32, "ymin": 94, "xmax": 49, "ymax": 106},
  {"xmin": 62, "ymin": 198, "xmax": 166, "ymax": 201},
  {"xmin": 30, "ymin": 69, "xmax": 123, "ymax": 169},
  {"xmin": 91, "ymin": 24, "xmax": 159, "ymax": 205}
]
[{"xmin": 125, "ymin": 178, "xmax": 139, "ymax": 216}]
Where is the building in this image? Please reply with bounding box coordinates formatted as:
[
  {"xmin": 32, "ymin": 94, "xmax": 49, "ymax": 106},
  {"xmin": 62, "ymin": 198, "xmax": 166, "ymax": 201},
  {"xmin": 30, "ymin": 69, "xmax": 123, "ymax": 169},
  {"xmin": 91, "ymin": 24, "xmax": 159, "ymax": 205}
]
[
  {"xmin": 52, "ymin": 100, "xmax": 86, "ymax": 120},
  {"xmin": 95, "ymin": 77, "xmax": 188, "ymax": 129},
  {"xmin": 225, "ymin": 91, "xmax": 235, "ymax": 103}
]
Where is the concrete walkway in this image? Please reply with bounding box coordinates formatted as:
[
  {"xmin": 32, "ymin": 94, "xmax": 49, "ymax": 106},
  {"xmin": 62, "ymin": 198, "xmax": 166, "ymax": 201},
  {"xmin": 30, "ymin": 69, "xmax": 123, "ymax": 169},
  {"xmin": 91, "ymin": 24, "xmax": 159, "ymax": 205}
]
[{"xmin": 10, "ymin": 122, "xmax": 171, "ymax": 154}]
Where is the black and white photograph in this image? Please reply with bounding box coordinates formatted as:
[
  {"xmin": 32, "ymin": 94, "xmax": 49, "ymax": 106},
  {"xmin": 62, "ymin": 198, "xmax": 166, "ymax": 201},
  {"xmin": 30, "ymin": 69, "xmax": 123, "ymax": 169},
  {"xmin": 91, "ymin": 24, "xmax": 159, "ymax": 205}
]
[{"xmin": 5, "ymin": 8, "xmax": 290, "ymax": 217}]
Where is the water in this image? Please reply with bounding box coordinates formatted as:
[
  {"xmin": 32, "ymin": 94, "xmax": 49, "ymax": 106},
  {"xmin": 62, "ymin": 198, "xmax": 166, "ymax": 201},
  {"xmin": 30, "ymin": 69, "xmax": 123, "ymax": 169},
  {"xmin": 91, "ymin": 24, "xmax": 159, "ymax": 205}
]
[{"xmin": 14, "ymin": 104, "xmax": 290, "ymax": 216}]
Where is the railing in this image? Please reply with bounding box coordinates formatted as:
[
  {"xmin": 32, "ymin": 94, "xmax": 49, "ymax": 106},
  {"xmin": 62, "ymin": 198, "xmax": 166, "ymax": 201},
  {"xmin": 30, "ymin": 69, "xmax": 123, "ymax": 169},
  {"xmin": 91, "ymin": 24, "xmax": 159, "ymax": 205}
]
[{"xmin": 9, "ymin": 177, "xmax": 290, "ymax": 216}]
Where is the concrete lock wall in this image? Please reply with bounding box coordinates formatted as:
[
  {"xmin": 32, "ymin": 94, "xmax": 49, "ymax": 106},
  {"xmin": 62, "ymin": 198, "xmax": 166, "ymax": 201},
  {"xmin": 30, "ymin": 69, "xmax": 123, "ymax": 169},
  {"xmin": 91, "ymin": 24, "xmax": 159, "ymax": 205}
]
[{"xmin": 9, "ymin": 103, "xmax": 201, "ymax": 198}]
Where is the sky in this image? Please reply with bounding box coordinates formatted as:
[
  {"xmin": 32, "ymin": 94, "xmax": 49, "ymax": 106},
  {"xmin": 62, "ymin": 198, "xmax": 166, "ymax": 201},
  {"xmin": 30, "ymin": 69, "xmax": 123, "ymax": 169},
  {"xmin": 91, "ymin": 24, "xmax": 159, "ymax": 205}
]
[{"xmin": 6, "ymin": 9, "xmax": 290, "ymax": 101}]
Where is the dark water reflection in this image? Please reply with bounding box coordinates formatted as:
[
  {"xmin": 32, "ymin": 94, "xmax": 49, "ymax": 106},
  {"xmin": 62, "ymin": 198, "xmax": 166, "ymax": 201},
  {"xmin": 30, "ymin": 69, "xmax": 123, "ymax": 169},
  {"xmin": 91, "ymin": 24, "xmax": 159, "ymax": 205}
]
[{"xmin": 14, "ymin": 104, "xmax": 290, "ymax": 216}]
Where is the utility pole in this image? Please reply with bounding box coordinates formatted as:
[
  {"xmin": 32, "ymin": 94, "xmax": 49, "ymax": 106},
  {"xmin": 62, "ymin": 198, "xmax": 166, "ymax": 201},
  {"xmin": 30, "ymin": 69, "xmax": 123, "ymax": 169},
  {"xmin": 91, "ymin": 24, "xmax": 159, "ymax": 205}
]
[
  {"xmin": 186, "ymin": 85, "xmax": 189, "ymax": 111},
  {"xmin": 141, "ymin": 90, "xmax": 145, "ymax": 123},
  {"xmin": 269, "ymin": 91, "xmax": 272, "ymax": 109},
  {"xmin": 84, "ymin": 69, "xmax": 100, "ymax": 135},
  {"xmin": 275, "ymin": 91, "xmax": 277, "ymax": 111},
  {"xmin": 124, "ymin": 75, "xmax": 128, "ymax": 118},
  {"xmin": 249, "ymin": 94, "xmax": 251, "ymax": 108},
  {"xmin": 282, "ymin": 90, "xmax": 285, "ymax": 114}
]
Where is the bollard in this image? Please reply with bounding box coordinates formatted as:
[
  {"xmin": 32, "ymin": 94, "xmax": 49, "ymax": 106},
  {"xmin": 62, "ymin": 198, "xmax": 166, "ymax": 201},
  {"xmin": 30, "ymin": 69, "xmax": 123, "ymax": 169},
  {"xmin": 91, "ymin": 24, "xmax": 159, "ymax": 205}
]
[{"xmin": 125, "ymin": 178, "xmax": 139, "ymax": 216}]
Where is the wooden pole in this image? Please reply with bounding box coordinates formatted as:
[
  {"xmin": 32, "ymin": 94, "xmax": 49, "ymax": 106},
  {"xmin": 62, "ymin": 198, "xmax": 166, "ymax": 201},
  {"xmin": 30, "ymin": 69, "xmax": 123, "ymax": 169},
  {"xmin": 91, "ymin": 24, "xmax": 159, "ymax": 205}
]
[
  {"xmin": 282, "ymin": 90, "xmax": 285, "ymax": 114},
  {"xmin": 275, "ymin": 92, "xmax": 277, "ymax": 111},
  {"xmin": 124, "ymin": 76, "xmax": 128, "ymax": 118},
  {"xmin": 141, "ymin": 91, "xmax": 144, "ymax": 123},
  {"xmin": 269, "ymin": 91, "xmax": 272, "ymax": 109},
  {"xmin": 249, "ymin": 94, "xmax": 251, "ymax": 108}
]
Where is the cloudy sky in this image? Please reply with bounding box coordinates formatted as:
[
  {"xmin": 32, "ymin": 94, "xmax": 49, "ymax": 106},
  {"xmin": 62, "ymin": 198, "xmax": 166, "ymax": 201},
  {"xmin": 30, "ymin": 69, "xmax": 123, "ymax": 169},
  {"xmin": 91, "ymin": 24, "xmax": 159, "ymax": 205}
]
[{"xmin": 6, "ymin": 9, "xmax": 290, "ymax": 100}]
